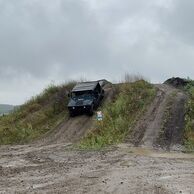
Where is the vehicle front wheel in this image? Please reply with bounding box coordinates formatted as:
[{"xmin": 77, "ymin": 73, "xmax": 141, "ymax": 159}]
[
  {"xmin": 88, "ymin": 105, "xmax": 94, "ymax": 116},
  {"xmin": 69, "ymin": 111, "xmax": 75, "ymax": 117}
]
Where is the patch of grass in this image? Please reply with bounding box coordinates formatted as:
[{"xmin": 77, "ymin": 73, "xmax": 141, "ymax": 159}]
[
  {"xmin": 79, "ymin": 80, "xmax": 156, "ymax": 149},
  {"xmin": 182, "ymin": 78, "xmax": 194, "ymax": 151},
  {"xmin": 0, "ymin": 81, "xmax": 76, "ymax": 144},
  {"xmin": 184, "ymin": 82, "xmax": 194, "ymax": 151}
]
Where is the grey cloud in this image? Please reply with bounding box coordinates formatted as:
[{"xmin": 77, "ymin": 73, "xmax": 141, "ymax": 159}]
[
  {"xmin": 0, "ymin": 0, "xmax": 109, "ymax": 78},
  {"xmin": 158, "ymin": 0, "xmax": 194, "ymax": 45},
  {"xmin": 0, "ymin": 0, "xmax": 194, "ymax": 104}
]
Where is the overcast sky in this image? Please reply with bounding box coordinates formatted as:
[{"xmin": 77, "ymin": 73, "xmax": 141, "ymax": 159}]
[{"xmin": 1, "ymin": 0, "xmax": 194, "ymax": 105}]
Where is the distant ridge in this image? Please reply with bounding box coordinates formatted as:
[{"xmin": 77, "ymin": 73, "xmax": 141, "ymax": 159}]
[{"xmin": 0, "ymin": 104, "xmax": 15, "ymax": 115}]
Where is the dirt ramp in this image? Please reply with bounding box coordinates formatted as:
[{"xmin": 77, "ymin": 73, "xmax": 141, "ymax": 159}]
[
  {"xmin": 127, "ymin": 84, "xmax": 187, "ymax": 150},
  {"xmin": 156, "ymin": 90, "xmax": 187, "ymax": 150},
  {"xmin": 40, "ymin": 115, "xmax": 94, "ymax": 145},
  {"xmin": 140, "ymin": 84, "xmax": 177, "ymax": 148},
  {"xmin": 127, "ymin": 85, "xmax": 166, "ymax": 146}
]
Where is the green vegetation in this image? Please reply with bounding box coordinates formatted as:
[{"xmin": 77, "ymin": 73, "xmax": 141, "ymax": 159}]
[
  {"xmin": 79, "ymin": 80, "xmax": 156, "ymax": 149},
  {"xmin": 184, "ymin": 79, "xmax": 194, "ymax": 151},
  {"xmin": 0, "ymin": 82, "xmax": 75, "ymax": 144}
]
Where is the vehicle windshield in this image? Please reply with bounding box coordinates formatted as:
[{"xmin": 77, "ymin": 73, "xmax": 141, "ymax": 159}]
[{"xmin": 71, "ymin": 91, "xmax": 93, "ymax": 99}]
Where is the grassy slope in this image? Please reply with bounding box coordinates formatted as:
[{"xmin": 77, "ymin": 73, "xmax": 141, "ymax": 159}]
[
  {"xmin": 184, "ymin": 80, "xmax": 194, "ymax": 150},
  {"xmin": 0, "ymin": 82, "xmax": 75, "ymax": 144},
  {"xmin": 79, "ymin": 80, "xmax": 156, "ymax": 149}
]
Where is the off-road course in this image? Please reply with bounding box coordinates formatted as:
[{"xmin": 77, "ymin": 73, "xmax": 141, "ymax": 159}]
[{"xmin": 0, "ymin": 84, "xmax": 194, "ymax": 194}]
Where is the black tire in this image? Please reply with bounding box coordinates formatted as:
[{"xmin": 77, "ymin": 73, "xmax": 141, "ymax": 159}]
[
  {"xmin": 69, "ymin": 111, "xmax": 75, "ymax": 117},
  {"xmin": 88, "ymin": 105, "xmax": 94, "ymax": 116}
]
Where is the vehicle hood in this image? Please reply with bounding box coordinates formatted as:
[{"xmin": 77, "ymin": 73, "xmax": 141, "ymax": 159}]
[{"xmin": 68, "ymin": 98, "xmax": 93, "ymax": 107}]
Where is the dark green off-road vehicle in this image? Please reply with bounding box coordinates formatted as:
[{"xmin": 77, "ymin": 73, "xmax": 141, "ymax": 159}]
[{"xmin": 67, "ymin": 81, "xmax": 105, "ymax": 116}]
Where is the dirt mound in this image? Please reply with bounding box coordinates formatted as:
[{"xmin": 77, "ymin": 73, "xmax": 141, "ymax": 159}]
[{"xmin": 164, "ymin": 77, "xmax": 189, "ymax": 88}]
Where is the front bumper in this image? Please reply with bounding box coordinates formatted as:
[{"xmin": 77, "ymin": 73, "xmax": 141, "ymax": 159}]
[{"xmin": 68, "ymin": 105, "xmax": 91, "ymax": 113}]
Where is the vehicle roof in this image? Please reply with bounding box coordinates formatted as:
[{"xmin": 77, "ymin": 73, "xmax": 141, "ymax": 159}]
[{"xmin": 72, "ymin": 81, "xmax": 99, "ymax": 92}]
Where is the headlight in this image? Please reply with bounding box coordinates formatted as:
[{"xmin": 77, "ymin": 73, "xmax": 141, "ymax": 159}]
[{"xmin": 72, "ymin": 107, "xmax": 75, "ymax": 109}]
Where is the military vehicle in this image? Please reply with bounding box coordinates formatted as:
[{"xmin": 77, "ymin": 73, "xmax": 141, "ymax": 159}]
[{"xmin": 67, "ymin": 81, "xmax": 105, "ymax": 116}]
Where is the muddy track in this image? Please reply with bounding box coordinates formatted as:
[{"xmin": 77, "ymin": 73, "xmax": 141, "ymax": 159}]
[{"xmin": 127, "ymin": 84, "xmax": 187, "ymax": 150}]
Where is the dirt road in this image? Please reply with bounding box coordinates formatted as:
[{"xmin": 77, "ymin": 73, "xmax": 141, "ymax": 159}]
[
  {"xmin": 0, "ymin": 143, "xmax": 194, "ymax": 194},
  {"xmin": 0, "ymin": 84, "xmax": 194, "ymax": 194}
]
